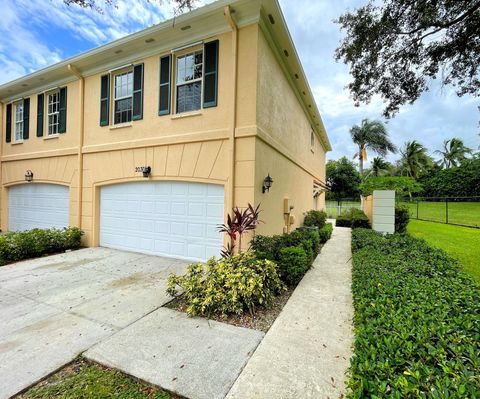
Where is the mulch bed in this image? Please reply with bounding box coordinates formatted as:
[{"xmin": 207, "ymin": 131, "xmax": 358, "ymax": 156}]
[{"xmin": 164, "ymin": 286, "xmax": 295, "ymax": 333}]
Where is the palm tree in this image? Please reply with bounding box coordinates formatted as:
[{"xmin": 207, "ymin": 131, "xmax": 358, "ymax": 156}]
[
  {"xmin": 367, "ymin": 157, "xmax": 391, "ymax": 177},
  {"xmin": 350, "ymin": 119, "xmax": 397, "ymax": 176},
  {"xmin": 435, "ymin": 138, "xmax": 473, "ymax": 168},
  {"xmin": 400, "ymin": 140, "xmax": 433, "ymax": 179}
]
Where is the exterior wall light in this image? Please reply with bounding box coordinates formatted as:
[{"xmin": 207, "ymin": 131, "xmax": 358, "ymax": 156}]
[
  {"xmin": 262, "ymin": 174, "xmax": 273, "ymax": 193},
  {"xmin": 25, "ymin": 170, "xmax": 33, "ymax": 182},
  {"xmin": 142, "ymin": 166, "xmax": 151, "ymax": 178}
]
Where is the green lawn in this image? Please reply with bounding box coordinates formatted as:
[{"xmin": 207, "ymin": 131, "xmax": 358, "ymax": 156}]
[
  {"xmin": 408, "ymin": 219, "xmax": 480, "ymax": 282},
  {"xmin": 401, "ymin": 200, "xmax": 480, "ymax": 227},
  {"xmin": 19, "ymin": 360, "xmax": 173, "ymax": 399}
]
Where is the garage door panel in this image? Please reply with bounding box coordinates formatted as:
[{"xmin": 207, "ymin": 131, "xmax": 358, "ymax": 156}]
[
  {"xmin": 8, "ymin": 184, "xmax": 69, "ymax": 231},
  {"xmin": 100, "ymin": 181, "xmax": 224, "ymax": 261}
]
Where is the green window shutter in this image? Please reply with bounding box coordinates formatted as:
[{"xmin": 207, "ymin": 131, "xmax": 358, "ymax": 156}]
[
  {"xmin": 6, "ymin": 103, "xmax": 12, "ymax": 143},
  {"xmin": 23, "ymin": 98, "xmax": 30, "ymax": 140},
  {"xmin": 100, "ymin": 74, "xmax": 110, "ymax": 126},
  {"xmin": 203, "ymin": 40, "xmax": 219, "ymax": 108},
  {"xmin": 158, "ymin": 55, "xmax": 171, "ymax": 116},
  {"xmin": 58, "ymin": 87, "xmax": 67, "ymax": 133},
  {"xmin": 132, "ymin": 63, "xmax": 144, "ymax": 121},
  {"xmin": 37, "ymin": 93, "xmax": 44, "ymax": 137}
]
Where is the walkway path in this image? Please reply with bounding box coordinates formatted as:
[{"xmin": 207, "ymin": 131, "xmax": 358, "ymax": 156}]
[{"xmin": 226, "ymin": 226, "xmax": 354, "ymax": 399}]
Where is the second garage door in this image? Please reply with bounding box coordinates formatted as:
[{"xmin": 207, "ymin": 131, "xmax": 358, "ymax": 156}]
[{"xmin": 100, "ymin": 181, "xmax": 224, "ymax": 261}]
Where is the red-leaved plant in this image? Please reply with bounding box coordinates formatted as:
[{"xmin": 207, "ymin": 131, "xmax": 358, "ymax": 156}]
[{"xmin": 218, "ymin": 203, "xmax": 262, "ymax": 257}]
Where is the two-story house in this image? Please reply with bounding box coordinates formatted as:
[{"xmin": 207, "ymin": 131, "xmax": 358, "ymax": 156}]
[{"xmin": 0, "ymin": 0, "xmax": 330, "ymax": 262}]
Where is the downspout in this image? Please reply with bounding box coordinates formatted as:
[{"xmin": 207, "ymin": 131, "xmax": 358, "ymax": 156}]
[
  {"xmin": 67, "ymin": 64, "xmax": 84, "ymax": 229},
  {"xmin": 224, "ymin": 5, "xmax": 238, "ymax": 211}
]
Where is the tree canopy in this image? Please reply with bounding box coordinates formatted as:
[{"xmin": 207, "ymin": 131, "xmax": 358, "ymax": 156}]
[
  {"xmin": 360, "ymin": 176, "xmax": 423, "ymax": 197},
  {"xmin": 326, "ymin": 157, "xmax": 362, "ymax": 202},
  {"xmin": 335, "ymin": 0, "xmax": 480, "ymax": 118}
]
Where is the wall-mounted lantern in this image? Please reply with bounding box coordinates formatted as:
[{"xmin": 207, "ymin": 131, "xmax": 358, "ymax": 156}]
[
  {"xmin": 142, "ymin": 166, "xmax": 151, "ymax": 178},
  {"xmin": 262, "ymin": 173, "xmax": 273, "ymax": 193},
  {"xmin": 25, "ymin": 170, "xmax": 33, "ymax": 183}
]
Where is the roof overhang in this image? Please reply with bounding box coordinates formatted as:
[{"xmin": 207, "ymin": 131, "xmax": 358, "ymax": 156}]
[{"xmin": 0, "ymin": 0, "xmax": 331, "ymax": 151}]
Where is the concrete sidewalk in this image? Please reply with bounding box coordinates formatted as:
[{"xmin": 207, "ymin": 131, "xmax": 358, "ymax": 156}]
[{"xmin": 226, "ymin": 227, "xmax": 354, "ymax": 399}]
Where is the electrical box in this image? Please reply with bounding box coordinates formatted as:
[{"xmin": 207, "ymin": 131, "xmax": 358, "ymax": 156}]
[{"xmin": 289, "ymin": 214, "xmax": 295, "ymax": 225}]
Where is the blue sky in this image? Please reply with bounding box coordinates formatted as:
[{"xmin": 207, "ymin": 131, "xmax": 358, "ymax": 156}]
[{"xmin": 1, "ymin": 0, "xmax": 478, "ymax": 165}]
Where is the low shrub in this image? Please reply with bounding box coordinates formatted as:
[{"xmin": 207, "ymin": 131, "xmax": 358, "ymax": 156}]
[
  {"xmin": 318, "ymin": 223, "xmax": 333, "ymax": 243},
  {"xmin": 0, "ymin": 227, "xmax": 83, "ymax": 266},
  {"xmin": 277, "ymin": 245, "xmax": 310, "ymax": 286},
  {"xmin": 336, "ymin": 208, "xmax": 370, "ymax": 229},
  {"xmin": 303, "ymin": 210, "xmax": 327, "ymax": 230},
  {"xmin": 166, "ymin": 251, "xmax": 284, "ymax": 317},
  {"xmin": 395, "ymin": 204, "xmax": 410, "ymax": 233},
  {"xmin": 349, "ymin": 229, "xmax": 480, "ymax": 398}
]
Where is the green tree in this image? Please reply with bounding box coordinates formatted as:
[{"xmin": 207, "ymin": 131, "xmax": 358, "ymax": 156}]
[
  {"xmin": 350, "ymin": 119, "xmax": 397, "ymax": 176},
  {"xmin": 400, "ymin": 140, "xmax": 433, "ymax": 179},
  {"xmin": 435, "ymin": 138, "xmax": 473, "ymax": 168},
  {"xmin": 360, "ymin": 176, "xmax": 423, "ymax": 198},
  {"xmin": 326, "ymin": 157, "xmax": 362, "ymax": 205},
  {"xmin": 335, "ymin": 0, "xmax": 480, "ymax": 119},
  {"xmin": 367, "ymin": 157, "xmax": 391, "ymax": 177},
  {"xmin": 63, "ymin": 0, "xmax": 195, "ymax": 13}
]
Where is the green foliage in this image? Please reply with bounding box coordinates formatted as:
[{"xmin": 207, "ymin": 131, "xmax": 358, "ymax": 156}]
[
  {"xmin": 0, "ymin": 227, "xmax": 83, "ymax": 266},
  {"xmin": 277, "ymin": 246, "xmax": 310, "ymax": 286},
  {"xmin": 395, "ymin": 205, "xmax": 410, "ymax": 233},
  {"xmin": 360, "ymin": 176, "xmax": 423, "ymax": 197},
  {"xmin": 349, "ymin": 229, "xmax": 480, "ymax": 398},
  {"xmin": 435, "ymin": 138, "xmax": 473, "ymax": 169},
  {"xmin": 336, "ymin": 208, "xmax": 370, "ymax": 229},
  {"xmin": 318, "ymin": 223, "xmax": 333, "ymax": 243},
  {"xmin": 335, "ymin": 1, "xmax": 480, "ymax": 119},
  {"xmin": 326, "ymin": 157, "xmax": 361, "ymax": 201},
  {"xmin": 420, "ymin": 157, "xmax": 480, "ymax": 197},
  {"xmin": 166, "ymin": 251, "xmax": 284, "ymax": 317},
  {"xmin": 303, "ymin": 210, "xmax": 327, "ymax": 230},
  {"xmin": 400, "ymin": 140, "xmax": 434, "ymax": 179}
]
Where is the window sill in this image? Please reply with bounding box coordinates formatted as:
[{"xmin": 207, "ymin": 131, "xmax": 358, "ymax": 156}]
[
  {"xmin": 110, "ymin": 123, "xmax": 133, "ymax": 130},
  {"xmin": 44, "ymin": 134, "xmax": 59, "ymax": 140},
  {"xmin": 11, "ymin": 141, "xmax": 23, "ymax": 145},
  {"xmin": 171, "ymin": 111, "xmax": 202, "ymax": 120}
]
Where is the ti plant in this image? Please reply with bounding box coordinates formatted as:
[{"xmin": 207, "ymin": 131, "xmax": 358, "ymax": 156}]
[{"xmin": 218, "ymin": 203, "xmax": 262, "ymax": 257}]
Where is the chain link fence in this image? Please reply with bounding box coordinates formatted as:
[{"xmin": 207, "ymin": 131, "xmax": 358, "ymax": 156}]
[{"xmin": 399, "ymin": 197, "xmax": 480, "ymax": 228}]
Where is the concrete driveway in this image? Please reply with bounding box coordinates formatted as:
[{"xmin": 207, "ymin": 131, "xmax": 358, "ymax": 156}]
[{"xmin": 0, "ymin": 248, "xmax": 189, "ymax": 399}]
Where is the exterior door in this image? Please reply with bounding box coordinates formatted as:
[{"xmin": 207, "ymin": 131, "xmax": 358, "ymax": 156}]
[
  {"xmin": 8, "ymin": 184, "xmax": 70, "ymax": 231},
  {"xmin": 99, "ymin": 181, "xmax": 224, "ymax": 261}
]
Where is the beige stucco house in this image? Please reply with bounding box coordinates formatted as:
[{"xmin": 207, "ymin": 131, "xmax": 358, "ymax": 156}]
[{"xmin": 0, "ymin": 0, "xmax": 330, "ymax": 261}]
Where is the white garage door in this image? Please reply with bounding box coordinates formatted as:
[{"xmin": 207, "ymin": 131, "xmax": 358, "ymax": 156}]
[
  {"xmin": 100, "ymin": 181, "xmax": 224, "ymax": 261},
  {"xmin": 8, "ymin": 184, "xmax": 70, "ymax": 231}
]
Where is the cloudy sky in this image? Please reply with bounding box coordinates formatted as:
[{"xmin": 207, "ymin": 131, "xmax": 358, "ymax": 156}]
[{"xmin": 1, "ymin": 0, "xmax": 478, "ymax": 165}]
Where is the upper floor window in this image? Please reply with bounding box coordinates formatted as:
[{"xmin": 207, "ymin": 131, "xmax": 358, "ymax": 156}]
[
  {"xmin": 114, "ymin": 70, "xmax": 133, "ymax": 124},
  {"xmin": 14, "ymin": 102, "xmax": 24, "ymax": 142},
  {"xmin": 47, "ymin": 91, "xmax": 60, "ymax": 135},
  {"xmin": 176, "ymin": 50, "xmax": 203, "ymax": 113}
]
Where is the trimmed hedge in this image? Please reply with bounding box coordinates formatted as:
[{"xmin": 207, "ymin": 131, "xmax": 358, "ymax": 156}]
[
  {"xmin": 336, "ymin": 208, "xmax": 370, "ymax": 229},
  {"xmin": 303, "ymin": 210, "xmax": 327, "ymax": 230},
  {"xmin": 395, "ymin": 204, "xmax": 410, "ymax": 233},
  {"xmin": 0, "ymin": 227, "xmax": 83, "ymax": 266},
  {"xmin": 349, "ymin": 229, "xmax": 480, "ymax": 398},
  {"xmin": 318, "ymin": 223, "xmax": 333, "ymax": 243},
  {"xmin": 251, "ymin": 227, "xmax": 328, "ymax": 286},
  {"xmin": 167, "ymin": 251, "xmax": 284, "ymax": 317}
]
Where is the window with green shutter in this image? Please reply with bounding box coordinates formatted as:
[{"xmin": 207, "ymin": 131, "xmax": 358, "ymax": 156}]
[
  {"xmin": 37, "ymin": 93, "xmax": 44, "ymax": 137},
  {"xmin": 58, "ymin": 87, "xmax": 67, "ymax": 133},
  {"xmin": 203, "ymin": 40, "xmax": 219, "ymax": 108},
  {"xmin": 100, "ymin": 74, "xmax": 110, "ymax": 126},
  {"xmin": 159, "ymin": 55, "xmax": 171, "ymax": 116}
]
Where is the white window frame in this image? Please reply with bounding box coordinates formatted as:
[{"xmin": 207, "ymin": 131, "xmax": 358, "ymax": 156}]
[
  {"xmin": 174, "ymin": 49, "xmax": 204, "ymax": 114},
  {"xmin": 46, "ymin": 90, "xmax": 60, "ymax": 136},
  {"xmin": 14, "ymin": 101, "xmax": 24, "ymax": 143},
  {"xmin": 112, "ymin": 69, "xmax": 134, "ymax": 125}
]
